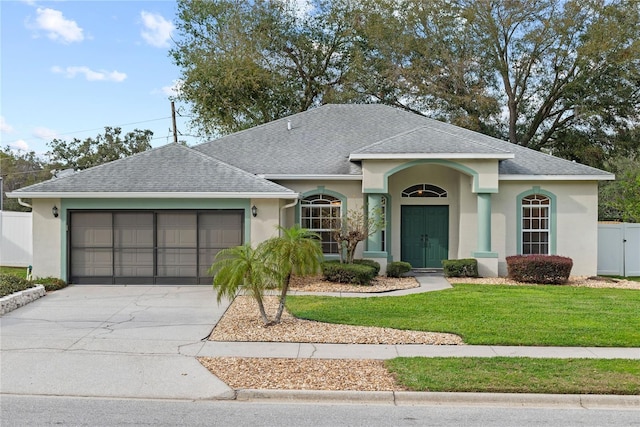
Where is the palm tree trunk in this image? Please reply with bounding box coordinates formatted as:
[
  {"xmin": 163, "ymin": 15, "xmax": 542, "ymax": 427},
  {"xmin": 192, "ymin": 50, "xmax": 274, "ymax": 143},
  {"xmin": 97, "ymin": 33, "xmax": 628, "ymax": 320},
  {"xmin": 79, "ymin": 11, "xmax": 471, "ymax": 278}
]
[
  {"xmin": 274, "ymin": 273, "xmax": 291, "ymax": 324},
  {"xmin": 254, "ymin": 293, "xmax": 271, "ymax": 325}
]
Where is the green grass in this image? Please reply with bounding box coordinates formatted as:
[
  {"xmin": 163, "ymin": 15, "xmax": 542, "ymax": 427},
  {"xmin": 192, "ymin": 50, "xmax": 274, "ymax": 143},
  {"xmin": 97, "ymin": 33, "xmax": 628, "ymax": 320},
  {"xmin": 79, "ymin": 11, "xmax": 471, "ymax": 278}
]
[
  {"xmin": 286, "ymin": 284, "xmax": 640, "ymax": 346},
  {"xmin": 0, "ymin": 266, "xmax": 28, "ymax": 279},
  {"xmin": 386, "ymin": 357, "xmax": 640, "ymax": 394},
  {"xmin": 0, "ymin": 266, "xmax": 67, "ymax": 295}
]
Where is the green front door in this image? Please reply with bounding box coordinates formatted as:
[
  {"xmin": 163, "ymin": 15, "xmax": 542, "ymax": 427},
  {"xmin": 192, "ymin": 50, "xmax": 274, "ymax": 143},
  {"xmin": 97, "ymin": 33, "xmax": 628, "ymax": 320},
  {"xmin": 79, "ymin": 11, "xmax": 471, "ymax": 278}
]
[{"xmin": 401, "ymin": 205, "xmax": 449, "ymax": 268}]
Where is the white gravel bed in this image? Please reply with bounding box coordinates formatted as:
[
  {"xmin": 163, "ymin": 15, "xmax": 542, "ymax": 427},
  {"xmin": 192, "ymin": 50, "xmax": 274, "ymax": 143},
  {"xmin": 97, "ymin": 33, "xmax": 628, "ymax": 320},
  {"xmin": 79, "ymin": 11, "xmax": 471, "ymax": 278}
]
[
  {"xmin": 210, "ymin": 295, "xmax": 463, "ymax": 345},
  {"xmin": 199, "ymin": 357, "xmax": 404, "ymax": 391}
]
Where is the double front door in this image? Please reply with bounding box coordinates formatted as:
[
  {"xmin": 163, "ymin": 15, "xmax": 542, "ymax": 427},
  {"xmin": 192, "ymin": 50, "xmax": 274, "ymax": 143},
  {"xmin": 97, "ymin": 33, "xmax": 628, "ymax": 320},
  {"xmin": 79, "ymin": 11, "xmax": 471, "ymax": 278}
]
[{"xmin": 401, "ymin": 205, "xmax": 449, "ymax": 269}]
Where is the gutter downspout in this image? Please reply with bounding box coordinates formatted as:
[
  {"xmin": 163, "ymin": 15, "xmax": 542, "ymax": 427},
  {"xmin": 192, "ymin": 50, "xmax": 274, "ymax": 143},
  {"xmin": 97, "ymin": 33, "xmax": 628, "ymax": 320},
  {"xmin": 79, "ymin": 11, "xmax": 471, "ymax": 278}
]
[
  {"xmin": 18, "ymin": 198, "xmax": 32, "ymax": 210},
  {"xmin": 279, "ymin": 196, "xmax": 300, "ymax": 233}
]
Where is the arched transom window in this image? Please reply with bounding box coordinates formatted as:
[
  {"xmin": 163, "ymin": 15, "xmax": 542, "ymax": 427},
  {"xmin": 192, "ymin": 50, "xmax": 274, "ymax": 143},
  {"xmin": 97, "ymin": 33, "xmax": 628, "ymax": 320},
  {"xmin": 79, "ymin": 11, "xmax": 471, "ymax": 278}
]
[
  {"xmin": 402, "ymin": 184, "xmax": 447, "ymax": 198},
  {"xmin": 301, "ymin": 194, "xmax": 341, "ymax": 254},
  {"xmin": 522, "ymin": 194, "xmax": 550, "ymax": 255}
]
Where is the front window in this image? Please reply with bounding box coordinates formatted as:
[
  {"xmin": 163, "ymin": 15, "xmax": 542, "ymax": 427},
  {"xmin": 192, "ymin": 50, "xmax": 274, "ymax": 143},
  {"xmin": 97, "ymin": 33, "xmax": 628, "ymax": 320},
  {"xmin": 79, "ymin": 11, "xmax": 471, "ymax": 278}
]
[
  {"xmin": 301, "ymin": 194, "xmax": 341, "ymax": 254},
  {"xmin": 522, "ymin": 194, "xmax": 550, "ymax": 255},
  {"xmin": 402, "ymin": 184, "xmax": 447, "ymax": 198}
]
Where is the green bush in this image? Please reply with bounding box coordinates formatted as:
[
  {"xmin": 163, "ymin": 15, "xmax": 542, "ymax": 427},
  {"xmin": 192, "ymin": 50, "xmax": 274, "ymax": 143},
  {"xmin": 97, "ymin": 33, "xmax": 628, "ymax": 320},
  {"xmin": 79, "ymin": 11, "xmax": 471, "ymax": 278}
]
[
  {"xmin": 386, "ymin": 261, "xmax": 412, "ymax": 278},
  {"xmin": 442, "ymin": 258, "xmax": 479, "ymax": 278},
  {"xmin": 35, "ymin": 277, "xmax": 68, "ymax": 292},
  {"xmin": 0, "ymin": 274, "xmax": 33, "ymax": 297},
  {"xmin": 352, "ymin": 259, "xmax": 381, "ymax": 276},
  {"xmin": 321, "ymin": 261, "xmax": 376, "ymax": 285},
  {"xmin": 506, "ymin": 255, "xmax": 573, "ymax": 284}
]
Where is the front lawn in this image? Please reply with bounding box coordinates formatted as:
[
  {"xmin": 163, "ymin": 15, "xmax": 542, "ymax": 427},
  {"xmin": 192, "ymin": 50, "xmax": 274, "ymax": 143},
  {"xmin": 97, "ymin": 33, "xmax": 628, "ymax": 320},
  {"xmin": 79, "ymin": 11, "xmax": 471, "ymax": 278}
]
[
  {"xmin": 286, "ymin": 284, "xmax": 640, "ymax": 347},
  {"xmin": 386, "ymin": 357, "xmax": 640, "ymax": 394},
  {"xmin": 0, "ymin": 266, "xmax": 28, "ymax": 279}
]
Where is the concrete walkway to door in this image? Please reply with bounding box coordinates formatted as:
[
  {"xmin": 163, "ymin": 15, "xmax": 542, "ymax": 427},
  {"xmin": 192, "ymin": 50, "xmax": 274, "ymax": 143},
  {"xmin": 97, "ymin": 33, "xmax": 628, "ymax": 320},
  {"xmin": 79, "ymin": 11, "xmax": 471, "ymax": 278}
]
[{"xmin": 0, "ymin": 285, "xmax": 236, "ymax": 400}]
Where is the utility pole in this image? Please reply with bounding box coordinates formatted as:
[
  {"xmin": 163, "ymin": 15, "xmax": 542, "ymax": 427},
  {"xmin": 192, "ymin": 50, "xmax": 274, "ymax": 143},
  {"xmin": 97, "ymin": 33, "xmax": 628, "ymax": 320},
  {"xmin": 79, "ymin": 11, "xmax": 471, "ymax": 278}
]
[{"xmin": 171, "ymin": 101, "xmax": 178, "ymax": 144}]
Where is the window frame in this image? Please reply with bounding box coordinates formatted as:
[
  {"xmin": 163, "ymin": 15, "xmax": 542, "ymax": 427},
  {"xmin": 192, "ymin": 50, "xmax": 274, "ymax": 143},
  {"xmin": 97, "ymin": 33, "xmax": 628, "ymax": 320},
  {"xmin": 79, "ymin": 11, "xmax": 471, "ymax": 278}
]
[
  {"xmin": 299, "ymin": 192, "xmax": 344, "ymax": 255},
  {"xmin": 516, "ymin": 188, "xmax": 557, "ymax": 256},
  {"xmin": 401, "ymin": 183, "xmax": 448, "ymax": 198}
]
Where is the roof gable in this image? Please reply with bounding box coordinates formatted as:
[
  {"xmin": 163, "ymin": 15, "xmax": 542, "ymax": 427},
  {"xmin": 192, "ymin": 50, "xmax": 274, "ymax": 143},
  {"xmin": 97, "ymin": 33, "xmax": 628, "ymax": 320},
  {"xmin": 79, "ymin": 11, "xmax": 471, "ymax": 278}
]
[{"xmin": 351, "ymin": 126, "xmax": 513, "ymax": 159}]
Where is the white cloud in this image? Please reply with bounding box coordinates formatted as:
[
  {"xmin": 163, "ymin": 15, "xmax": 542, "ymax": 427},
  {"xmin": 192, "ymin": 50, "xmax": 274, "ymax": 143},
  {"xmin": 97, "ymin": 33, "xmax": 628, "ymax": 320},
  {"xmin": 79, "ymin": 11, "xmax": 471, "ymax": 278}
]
[
  {"xmin": 0, "ymin": 116, "xmax": 14, "ymax": 133},
  {"xmin": 33, "ymin": 127, "xmax": 58, "ymax": 140},
  {"xmin": 30, "ymin": 7, "xmax": 84, "ymax": 44},
  {"xmin": 11, "ymin": 140, "xmax": 30, "ymax": 151},
  {"xmin": 158, "ymin": 80, "xmax": 183, "ymax": 97},
  {"xmin": 52, "ymin": 65, "xmax": 127, "ymax": 82},
  {"xmin": 140, "ymin": 11, "xmax": 174, "ymax": 48}
]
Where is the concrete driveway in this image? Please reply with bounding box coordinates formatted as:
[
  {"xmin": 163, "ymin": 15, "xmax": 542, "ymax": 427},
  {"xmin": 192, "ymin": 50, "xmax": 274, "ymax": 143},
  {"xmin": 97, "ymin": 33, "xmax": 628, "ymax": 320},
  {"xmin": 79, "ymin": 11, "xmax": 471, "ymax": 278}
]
[{"xmin": 0, "ymin": 285, "xmax": 235, "ymax": 400}]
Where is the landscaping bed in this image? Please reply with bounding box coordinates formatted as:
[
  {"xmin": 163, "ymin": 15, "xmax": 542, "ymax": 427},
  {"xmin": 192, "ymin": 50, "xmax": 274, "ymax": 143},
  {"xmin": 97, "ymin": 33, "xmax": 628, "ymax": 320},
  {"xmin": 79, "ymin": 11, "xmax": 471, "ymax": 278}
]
[{"xmin": 201, "ymin": 275, "xmax": 640, "ymax": 393}]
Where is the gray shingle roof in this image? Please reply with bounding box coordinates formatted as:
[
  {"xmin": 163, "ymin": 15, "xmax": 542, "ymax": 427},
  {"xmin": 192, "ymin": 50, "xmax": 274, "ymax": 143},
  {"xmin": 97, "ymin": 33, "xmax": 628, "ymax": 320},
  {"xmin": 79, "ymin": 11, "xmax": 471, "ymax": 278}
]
[
  {"xmin": 352, "ymin": 126, "xmax": 513, "ymax": 157},
  {"xmin": 11, "ymin": 143, "xmax": 295, "ymax": 195},
  {"xmin": 11, "ymin": 104, "xmax": 613, "ymax": 199},
  {"xmin": 193, "ymin": 104, "xmax": 612, "ymax": 178}
]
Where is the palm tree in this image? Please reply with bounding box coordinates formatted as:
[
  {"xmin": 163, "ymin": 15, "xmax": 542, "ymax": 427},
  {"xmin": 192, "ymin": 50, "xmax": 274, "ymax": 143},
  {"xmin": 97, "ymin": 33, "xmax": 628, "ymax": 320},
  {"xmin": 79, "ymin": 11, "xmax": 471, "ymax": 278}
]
[
  {"xmin": 208, "ymin": 243, "xmax": 276, "ymax": 325},
  {"xmin": 261, "ymin": 225, "xmax": 323, "ymax": 324}
]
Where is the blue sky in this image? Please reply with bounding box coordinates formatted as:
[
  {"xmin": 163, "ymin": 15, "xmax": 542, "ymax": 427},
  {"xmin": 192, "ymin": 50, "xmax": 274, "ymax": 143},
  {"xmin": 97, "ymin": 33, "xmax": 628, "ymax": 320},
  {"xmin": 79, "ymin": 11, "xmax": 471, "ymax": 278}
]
[{"xmin": 1, "ymin": 0, "xmax": 200, "ymax": 157}]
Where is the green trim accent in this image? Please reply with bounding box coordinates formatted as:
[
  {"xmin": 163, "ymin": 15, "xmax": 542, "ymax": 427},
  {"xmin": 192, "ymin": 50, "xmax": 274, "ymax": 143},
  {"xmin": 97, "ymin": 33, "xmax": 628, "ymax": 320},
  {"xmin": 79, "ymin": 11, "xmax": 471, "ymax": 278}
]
[
  {"xmin": 515, "ymin": 187, "xmax": 557, "ymax": 255},
  {"xmin": 362, "ymin": 159, "xmax": 498, "ymax": 194},
  {"xmin": 477, "ymin": 193, "xmax": 492, "ymax": 253},
  {"xmin": 384, "ymin": 194, "xmax": 393, "ymax": 263},
  {"xmin": 59, "ymin": 198, "xmax": 251, "ymax": 282},
  {"xmin": 322, "ymin": 254, "xmax": 341, "ymax": 261},
  {"xmin": 363, "ymin": 251, "xmax": 388, "ymax": 258},
  {"xmin": 472, "ymin": 251, "xmax": 499, "ymax": 258}
]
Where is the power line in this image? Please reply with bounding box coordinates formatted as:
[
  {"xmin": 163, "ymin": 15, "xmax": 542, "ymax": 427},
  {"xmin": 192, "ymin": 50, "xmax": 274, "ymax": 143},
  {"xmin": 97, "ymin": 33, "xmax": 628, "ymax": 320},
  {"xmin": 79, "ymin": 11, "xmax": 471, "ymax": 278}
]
[{"xmin": 2, "ymin": 117, "xmax": 174, "ymax": 145}]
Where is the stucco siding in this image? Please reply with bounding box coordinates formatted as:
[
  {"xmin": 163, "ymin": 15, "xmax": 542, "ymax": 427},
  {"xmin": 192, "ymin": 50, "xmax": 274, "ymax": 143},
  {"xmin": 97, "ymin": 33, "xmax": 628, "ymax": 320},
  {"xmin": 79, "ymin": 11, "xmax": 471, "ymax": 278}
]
[
  {"xmin": 494, "ymin": 181, "xmax": 599, "ymax": 276},
  {"xmin": 250, "ymin": 198, "xmax": 281, "ymax": 245},
  {"xmin": 31, "ymin": 199, "xmax": 62, "ymax": 279},
  {"xmin": 457, "ymin": 175, "xmax": 478, "ymax": 259}
]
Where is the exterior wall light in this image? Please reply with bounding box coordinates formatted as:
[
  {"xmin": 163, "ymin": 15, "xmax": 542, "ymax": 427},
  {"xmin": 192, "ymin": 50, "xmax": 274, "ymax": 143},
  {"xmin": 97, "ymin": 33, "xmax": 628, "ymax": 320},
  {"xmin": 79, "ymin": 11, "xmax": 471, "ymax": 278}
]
[
  {"xmin": 251, "ymin": 205, "xmax": 258, "ymax": 218},
  {"xmin": 52, "ymin": 206, "xmax": 59, "ymax": 218}
]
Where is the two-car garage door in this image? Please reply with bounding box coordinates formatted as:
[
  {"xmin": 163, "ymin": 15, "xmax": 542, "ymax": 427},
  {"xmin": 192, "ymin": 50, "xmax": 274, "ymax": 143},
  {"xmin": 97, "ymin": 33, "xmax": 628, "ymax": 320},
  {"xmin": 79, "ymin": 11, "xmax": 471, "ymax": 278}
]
[{"xmin": 69, "ymin": 210, "xmax": 243, "ymax": 284}]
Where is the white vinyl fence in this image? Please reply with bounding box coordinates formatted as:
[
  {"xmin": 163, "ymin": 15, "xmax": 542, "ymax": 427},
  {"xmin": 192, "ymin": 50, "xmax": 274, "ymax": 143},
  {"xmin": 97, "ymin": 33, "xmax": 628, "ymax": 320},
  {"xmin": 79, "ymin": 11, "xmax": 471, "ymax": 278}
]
[
  {"xmin": 0, "ymin": 211, "xmax": 32, "ymax": 267},
  {"xmin": 597, "ymin": 222, "xmax": 640, "ymax": 277}
]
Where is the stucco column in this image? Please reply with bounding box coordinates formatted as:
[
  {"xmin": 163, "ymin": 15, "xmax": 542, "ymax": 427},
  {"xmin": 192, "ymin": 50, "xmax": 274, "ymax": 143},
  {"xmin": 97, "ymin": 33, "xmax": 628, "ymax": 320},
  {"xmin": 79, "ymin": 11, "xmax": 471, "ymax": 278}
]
[
  {"xmin": 366, "ymin": 194, "xmax": 382, "ymax": 252},
  {"xmin": 474, "ymin": 192, "xmax": 498, "ymax": 277},
  {"xmin": 477, "ymin": 193, "xmax": 492, "ymax": 253}
]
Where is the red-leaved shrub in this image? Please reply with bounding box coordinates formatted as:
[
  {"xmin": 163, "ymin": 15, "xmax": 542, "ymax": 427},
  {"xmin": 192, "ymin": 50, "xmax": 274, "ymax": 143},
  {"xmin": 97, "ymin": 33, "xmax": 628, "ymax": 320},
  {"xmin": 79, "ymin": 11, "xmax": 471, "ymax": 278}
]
[{"xmin": 506, "ymin": 255, "xmax": 573, "ymax": 284}]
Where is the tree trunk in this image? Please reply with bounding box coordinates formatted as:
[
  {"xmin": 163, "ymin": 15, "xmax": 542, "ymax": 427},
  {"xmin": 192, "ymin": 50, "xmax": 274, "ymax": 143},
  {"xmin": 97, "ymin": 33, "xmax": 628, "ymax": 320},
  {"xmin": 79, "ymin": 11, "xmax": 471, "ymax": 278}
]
[
  {"xmin": 254, "ymin": 293, "xmax": 271, "ymax": 326},
  {"xmin": 273, "ymin": 273, "xmax": 291, "ymax": 324}
]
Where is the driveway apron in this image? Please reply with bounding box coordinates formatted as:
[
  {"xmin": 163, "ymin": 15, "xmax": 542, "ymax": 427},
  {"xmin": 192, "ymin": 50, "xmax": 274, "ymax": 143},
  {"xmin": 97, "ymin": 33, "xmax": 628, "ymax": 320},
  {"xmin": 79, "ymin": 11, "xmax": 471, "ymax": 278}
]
[{"xmin": 0, "ymin": 286, "xmax": 235, "ymax": 400}]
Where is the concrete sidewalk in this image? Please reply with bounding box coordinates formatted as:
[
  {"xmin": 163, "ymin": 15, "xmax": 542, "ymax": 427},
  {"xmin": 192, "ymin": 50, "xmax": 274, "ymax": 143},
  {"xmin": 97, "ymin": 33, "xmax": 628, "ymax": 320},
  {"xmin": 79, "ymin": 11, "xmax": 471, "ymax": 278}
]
[{"xmin": 199, "ymin": 341, "xmax": 640, "ymax": 360}]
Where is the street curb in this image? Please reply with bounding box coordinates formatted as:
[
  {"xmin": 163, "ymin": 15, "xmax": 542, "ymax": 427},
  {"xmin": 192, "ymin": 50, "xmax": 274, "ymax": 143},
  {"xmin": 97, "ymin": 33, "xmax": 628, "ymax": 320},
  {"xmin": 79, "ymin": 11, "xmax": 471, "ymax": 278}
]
[{"xmin": 235, "ymin": 389, "xmax": 640, "ymax": 409}]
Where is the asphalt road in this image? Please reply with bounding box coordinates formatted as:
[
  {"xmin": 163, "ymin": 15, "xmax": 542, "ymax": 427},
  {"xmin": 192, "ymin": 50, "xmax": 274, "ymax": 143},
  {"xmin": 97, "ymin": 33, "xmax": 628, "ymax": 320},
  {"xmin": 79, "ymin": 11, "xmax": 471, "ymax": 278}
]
[{"xmin": 2, "ymin": 395, "xmax": 639, "ymax": 427}]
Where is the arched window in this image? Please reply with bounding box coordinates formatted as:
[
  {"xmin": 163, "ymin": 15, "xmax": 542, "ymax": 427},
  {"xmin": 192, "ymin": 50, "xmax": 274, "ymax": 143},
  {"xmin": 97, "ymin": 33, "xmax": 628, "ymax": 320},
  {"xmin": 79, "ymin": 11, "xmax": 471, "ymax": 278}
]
[
  {"xmin": 521, "ymin": 194, "xmax": 550, "ymax": 255},
  {"xmin": 301, "ymin": 194, "xmax": 341, "ymax": 254},
  {"xmin": 402, "ymin": 184, "xmax": 447, "ymax": 198}
]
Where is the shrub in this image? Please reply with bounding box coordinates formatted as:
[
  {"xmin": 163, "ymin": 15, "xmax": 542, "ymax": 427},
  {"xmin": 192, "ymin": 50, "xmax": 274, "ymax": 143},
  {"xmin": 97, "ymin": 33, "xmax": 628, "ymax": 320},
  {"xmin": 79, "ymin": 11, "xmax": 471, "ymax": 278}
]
[
  {"xmin": 35, "ymin": 277, "xmax": 68, "ymax": 292},
  {"xmin": 0, "ymin": 273, "xmax": 33, "ymax": 297},
  {"xmin": 506, "ymin": 255, "xmax": 573, "ymax": 284},
  {"xmin": 352, "ymin": 259, "xmax": 381, "ymax": 276},
  {"xmin": 442, "ymin": 259, "xmax": 479, "ymax": 278},
  {"xmin": 386, "ymin": 261, "xmax": 412, "ymax": 278},
  {"xmin": 321, "ymin": 261, "xmax": 376, "ymax": 285}
]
